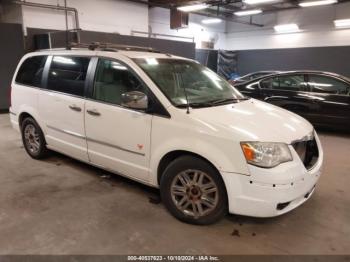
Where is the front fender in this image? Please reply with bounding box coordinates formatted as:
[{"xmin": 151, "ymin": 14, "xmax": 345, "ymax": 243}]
[{"xmin": 149, "ymin": 119, "xmax": 250, "ymax": 186}]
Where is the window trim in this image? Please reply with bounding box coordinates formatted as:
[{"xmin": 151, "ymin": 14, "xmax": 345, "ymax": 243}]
[
  {"xmin": 14, "ymin": 54, "xmax": 48, "ymax": 89},
  {"xmin": 87, "ymin": 56, "xmax": 170, "ymax": 118},
  {"xmin": 305, "ymin": 73, "xmax": 350, "ymax": 97}
]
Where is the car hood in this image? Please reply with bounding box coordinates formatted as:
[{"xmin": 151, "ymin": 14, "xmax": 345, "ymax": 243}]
[{"xmin": 189, "ymin": 99, "xmax": 314, "ymax": 144}]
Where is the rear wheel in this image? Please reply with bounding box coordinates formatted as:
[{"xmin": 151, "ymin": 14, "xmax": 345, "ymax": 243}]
[
  {"xmin": 160, "ymin": 156, "xmax": 227, "ymax": 225},
  {"xmin": 21, "ymin": 117, "xmax": 49, "ymax": 159}
]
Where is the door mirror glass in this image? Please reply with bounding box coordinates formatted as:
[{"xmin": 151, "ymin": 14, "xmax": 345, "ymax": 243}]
[{"xmin": 121, "ymin": 91, "xmax": 148, "ymax": 110}]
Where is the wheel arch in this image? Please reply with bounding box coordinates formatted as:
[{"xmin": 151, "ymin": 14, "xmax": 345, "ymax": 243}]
[
  {"xmin": 17, "ymin": 106, "xmax": 43, "ymax": 131},
  {"xmin": 19, "ymin": 112, "xmax": 35, "ymax": 127},
  {"xmin": 157, "ymin": 150, "xmax": 222, "ymax": 186}
]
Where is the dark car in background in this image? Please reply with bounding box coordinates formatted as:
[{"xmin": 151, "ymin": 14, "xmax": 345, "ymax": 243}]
[
  {"xmin": 234, "ymin": 71, "xmax": 350, "ymax": 131},
  {"xmin": 230, "ymin": 71, "xmax": 280, "ymax": 85}
]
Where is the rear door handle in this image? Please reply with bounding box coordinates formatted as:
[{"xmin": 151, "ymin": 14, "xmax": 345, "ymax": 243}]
[
  {"xmin": 87, "ymin": 109, "xmax": 101, "ymax": 116},
  {"xmin": 69, "ymin": 104, "xmax": 82, "ymax": 112}
]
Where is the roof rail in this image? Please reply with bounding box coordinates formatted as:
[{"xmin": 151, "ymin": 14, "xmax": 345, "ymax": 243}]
[{"xmin": 69, "ymin": 42, "xmax": 162, "ymax": 53}]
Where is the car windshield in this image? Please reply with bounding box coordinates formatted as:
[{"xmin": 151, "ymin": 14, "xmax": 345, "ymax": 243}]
[{"xmin": 133, "ymin": 58, "xmax": 247, "ymax": 108}]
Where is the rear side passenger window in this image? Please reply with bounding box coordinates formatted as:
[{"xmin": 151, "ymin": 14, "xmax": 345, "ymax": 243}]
[
  {"xmin": 15, "ymin": 55, "xmax": 47, "ymax": 87},
  {"xmin": 47, "ymin": 56, "xmax": 90, "ymax": 97},
  {"xmin": 308, "ymin": 75, "xmax": 350, "ymax": 95}
]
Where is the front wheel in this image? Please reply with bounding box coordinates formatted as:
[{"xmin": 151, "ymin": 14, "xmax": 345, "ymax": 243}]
[{"xmin": 160, "ymin": 156, "xmax": 227, "ymax": 225}]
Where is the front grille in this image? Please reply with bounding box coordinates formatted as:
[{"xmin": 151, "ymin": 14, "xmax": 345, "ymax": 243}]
[{"xmin": 292, "ymin": 137, "xmax": 319, "ymax": 170}]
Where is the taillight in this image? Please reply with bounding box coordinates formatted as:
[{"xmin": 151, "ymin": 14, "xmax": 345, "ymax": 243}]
[{"xmin": 8, "ymin": 85, "xmax": 12, "ymax": 108}]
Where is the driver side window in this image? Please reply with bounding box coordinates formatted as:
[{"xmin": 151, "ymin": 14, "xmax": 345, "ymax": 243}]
[
  {"xmin": 93, "ymin": 59, "xmax": 147, "ymax": 105},
  {"xmin": 260, "ymin": 75, "xmax": 306, "ymax": 92},
  {"xmin": 260, "ymin": 77, "xmax": 278, "ymax": 89}
]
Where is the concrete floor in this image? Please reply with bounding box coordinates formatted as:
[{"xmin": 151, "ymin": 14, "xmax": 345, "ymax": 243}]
[{"xmin": 0, "ymin": 113, "xmax": 349, "ymax": 255}]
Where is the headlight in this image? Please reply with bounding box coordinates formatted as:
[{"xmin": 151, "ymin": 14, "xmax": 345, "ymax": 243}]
[{"xmin": 240, "ymin": 142, "xmax": 293, "ymax": 168}]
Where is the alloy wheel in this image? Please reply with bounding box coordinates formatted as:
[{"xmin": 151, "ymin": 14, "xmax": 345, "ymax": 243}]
[
  {"xmin": 24, "ymin": 124, "xmax": 41, "ymax": 154},
  {"xmin": 170, "ymin": 169, "xmax": 219, "ymax": 218}
]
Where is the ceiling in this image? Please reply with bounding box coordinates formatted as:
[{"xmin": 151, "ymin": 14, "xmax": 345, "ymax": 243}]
[{"xmin": 126, "ymin": 0, "xmax": 350, "ymax": 26}]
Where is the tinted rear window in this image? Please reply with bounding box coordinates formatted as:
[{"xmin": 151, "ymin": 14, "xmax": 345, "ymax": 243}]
[
  {"xmin": 308, "ymin": 74, "xmax": 350, "ymax": 95},
  {"xmin": 47, "ymin": 56, "xmax": 90, "ymax": 97},
  {"xmin": 15, "ymin": 55, "xmax": 47, "ymax": 87}
]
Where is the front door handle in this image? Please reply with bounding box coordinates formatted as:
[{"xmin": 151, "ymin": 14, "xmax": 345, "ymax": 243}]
[
  {"xmin": 69, "ymin": 104, "xmax": 82, "ymax": 112},
  {"xmin": 87, "ymin": 109, "xmax": 101, "ymax": 116}
]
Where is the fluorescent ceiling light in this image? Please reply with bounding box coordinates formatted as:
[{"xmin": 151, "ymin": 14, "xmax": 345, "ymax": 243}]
[
  {"xmin": 274, "ymin": 23, "xmax": 300, "ymax": 33},
  {"xmin": 177, "ymin": 4, "xmax": 208, "ymax": 12},
  {"xmin": 234, "ymin": 9, "xmax": 262, "ymax": 16},
  {"xmin": 243, "ymin": 0, "xmax": 278, "ymax": 5},
  {"xmin": 334, "ymin": 18, "xmax": 350, "ymax": 28},
  {"xmin": 299, "ymin": 0, "xmax": 337, "ymax": 7},
  {"xmin": 202, "ymin": 18, "xmax": 222, "ymax": 24}
]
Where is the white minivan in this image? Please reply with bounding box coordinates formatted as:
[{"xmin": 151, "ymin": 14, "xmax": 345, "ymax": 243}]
[{"xmin": 9, "ymin": 44, "xmax": 323, "ymax": 224}]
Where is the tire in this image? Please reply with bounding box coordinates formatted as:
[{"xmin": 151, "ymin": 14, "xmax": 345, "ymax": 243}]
[
  {"xmin": 160, "ymin": 155, "xmax": 227, "ymax": 225},
  {"xmin": 21, "ymin": 117, "xmax": 49, "ymax": 159}
]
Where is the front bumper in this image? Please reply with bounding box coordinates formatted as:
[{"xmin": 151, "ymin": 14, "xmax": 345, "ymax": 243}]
[{"xmin": 221, "ymin": 133, "xmax": 323, "ymax": 217}]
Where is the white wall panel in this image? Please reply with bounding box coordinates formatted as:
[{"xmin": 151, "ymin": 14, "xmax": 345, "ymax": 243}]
[
  {"xmin": 18, "ymin": 0, "xmax": 350, "ymax": 50},
  {"xmin": 22, "ymin": 0, "xmax": 148, "ymax": 35},
  {"xmin": 225, "ymin": 2, "xmax": 350, "ymax": 50}
]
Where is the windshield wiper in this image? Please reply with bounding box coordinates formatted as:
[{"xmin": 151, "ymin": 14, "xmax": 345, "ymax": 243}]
[
  {"xmin": 176, "ymin": 102, "xmax": 214, "ymax": 108},
  {"xmin": 209, "ymin": 97, "xmax": 250, "ymax": 105},
  {"xmin": 176, "ymin": 97, "xmax": 250, "ymax": 109}
]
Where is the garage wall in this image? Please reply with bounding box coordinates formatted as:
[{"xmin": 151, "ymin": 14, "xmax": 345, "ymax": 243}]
[
  {"xmin": 0, "ymin": 3, "xmax": 23, "ymax": 24},
  {"xmin": 20, "ymin": 1, "xmax": 225, "ymax": 48},
  {"xmin": 195, "ymin": 49, "xmax": 219, "ymax": 72},
  {"xmin": 237, "ymin": 46, "xmax": 350, "ymax": 77},
  {"xmin": 0, "ymin": 23, "xmax": 25, "ymax": 110},
  {"xmin": 21, "ymin": 0, "xmax": 148, "ymax": 35},
  {"xmin": 226, "ymin": 2, "xmax": 350, "ymax": 50},
  {"xmin": 79, "ymin": 30, "xmax": 196, "ymax": 59},
  {"xmin": 24, "ymin": 27, "xmax": 196, "ymax": 59}
]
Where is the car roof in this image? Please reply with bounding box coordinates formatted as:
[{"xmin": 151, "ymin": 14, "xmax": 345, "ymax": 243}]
[
  {"xmin": 25, "ymin": 48, "xmax": 190, "ymax": 61},
  {"xmin": 275, "ymin": 70, "xmax": 350, "ymax": 81},
  {"xmin": 238, "ymin": 71, "xmax": 281, "ymax": 78},
  {"xmin": 278, "ymin": 70, "xmax": 343, "ymax": 76},
  {"xmin": 238, "ymin": 70, "xmax": 350, "ymax": 85},
  {"xmin": 250, "ymin": 70, "xmax": 280, "ymax": 74}
]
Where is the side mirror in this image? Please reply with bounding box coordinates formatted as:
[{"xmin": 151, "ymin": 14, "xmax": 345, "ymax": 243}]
[{"xmin": 121, "ymin": 91, "xmax": 148, "ymax": 110}]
